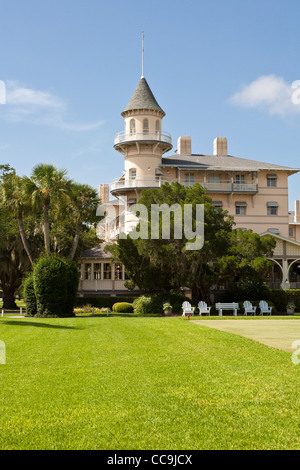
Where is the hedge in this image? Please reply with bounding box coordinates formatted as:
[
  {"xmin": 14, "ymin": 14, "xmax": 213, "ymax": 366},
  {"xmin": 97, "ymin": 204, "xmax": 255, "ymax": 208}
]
[
  {"xmin": 75, "ymin": 296, "xmax": 136, "ymax": 309},
  {"xmin": 133, "ymin": 293, "xmax": 191, "ymax": 315},
  {"xmin": 112, "ymin": 302, "xmax": 134, "ymax": 313},
  {"xmin": 22, "ymin": 274, "xmax": 37, "ymax": 316},
  {"xmin": 24, "ymin": 255, "xmax": 80, "ymax": 317}
]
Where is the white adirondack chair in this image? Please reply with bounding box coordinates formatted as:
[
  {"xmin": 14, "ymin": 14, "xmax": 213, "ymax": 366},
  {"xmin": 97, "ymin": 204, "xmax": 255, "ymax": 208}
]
[
  {"xmin": 259, "ymin": 300, "xmax": 272, "ymax": 316},
  {"xmin": 198, "ymin": 301, "xmax": 211, "ymax": 316},
  {"xmin": 243, "ymin": 301, "xmax": 257, "ymax": 316},
  {"xmin": 182, "ymin": 301, "xmax": 195, "ymax": 316}
]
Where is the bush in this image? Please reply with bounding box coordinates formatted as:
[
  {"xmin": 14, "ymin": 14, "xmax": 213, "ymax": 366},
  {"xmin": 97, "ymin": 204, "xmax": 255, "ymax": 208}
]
[
  {"xmin": 33, "ymin": 255, "xmax": 79, "ymax": 317},
  {"xmin": 112, "ymin": 302, "xmax": 134, "ymax": 313},
  {"xmin": 22, "ymin": 274, "xmax": 37, "ymax": 316},
  {"xmin": 75, "ymin": 296, "xmax": 136, "ymax": 309},
  {"xmin": 133, "ymin": 292, "xmax": 191, "ymax": 315}
]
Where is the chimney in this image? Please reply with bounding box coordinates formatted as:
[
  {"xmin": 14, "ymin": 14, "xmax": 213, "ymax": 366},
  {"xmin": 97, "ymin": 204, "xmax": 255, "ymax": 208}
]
[
  {"xmin": 295, "ymin": 200, "xmax": 300, "ymax": 223},
  {"xmin": 177, "ymin": 136, "xmax": 192, "ymax": 155},
  {"xmin": 99, "ymin": 184, "xmax": 110, "ymax": 203},
  {"xmin": 213, "ymin": 137, "xmax": 228, "ymax": 156}
]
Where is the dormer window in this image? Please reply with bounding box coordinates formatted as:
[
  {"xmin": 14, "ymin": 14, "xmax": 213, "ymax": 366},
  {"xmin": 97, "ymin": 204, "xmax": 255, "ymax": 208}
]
[{"xmin": 143, "ymin": 119, "xmax": 149, "ymax": 135}]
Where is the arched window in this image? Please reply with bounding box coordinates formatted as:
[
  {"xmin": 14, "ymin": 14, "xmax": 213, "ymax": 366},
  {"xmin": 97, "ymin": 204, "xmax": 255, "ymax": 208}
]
[
  {"xmin": 130, "ymin": 119, "xmax": 136, "ymax": 135},
  {"xmin": 155, "ymin": 120, "xmax": 160, "ymax": 137},
  {"xmin": 143, "ymin": 118, "xmax": 149, "ymax": 135}
]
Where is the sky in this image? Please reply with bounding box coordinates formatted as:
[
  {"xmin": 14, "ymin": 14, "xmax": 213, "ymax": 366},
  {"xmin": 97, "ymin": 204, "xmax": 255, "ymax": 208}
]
[{"xmin": 1, "ymin": 0, "xmax": 300, "ymax": 209}]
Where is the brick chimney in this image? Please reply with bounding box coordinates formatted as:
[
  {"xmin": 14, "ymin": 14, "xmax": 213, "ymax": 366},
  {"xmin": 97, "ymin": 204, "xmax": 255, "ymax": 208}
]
[
  {"xmin": 213, "ymin": 137, "xmax": 228, "ymax": 156},
  {"xmin": 99, "ymin": 184, "xmax": 110, "ymax": 203},
  {"xmin": 177, "ymin": 136, "xmax": 192, "ymax": 155}
]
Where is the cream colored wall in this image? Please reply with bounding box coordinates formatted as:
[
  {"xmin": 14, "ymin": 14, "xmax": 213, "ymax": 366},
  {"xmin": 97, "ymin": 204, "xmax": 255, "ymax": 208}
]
[
  {"xmin": 124, "ymin": 113, "xmax": 162, "ymax": 135},
  {"xmin": 157, "ymin": 167, "xmax": 291, "ymax": 237}
]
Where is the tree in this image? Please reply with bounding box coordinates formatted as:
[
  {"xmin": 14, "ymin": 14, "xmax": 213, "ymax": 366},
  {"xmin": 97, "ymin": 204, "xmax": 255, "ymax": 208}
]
[
  {"xmin": 110, "ymin": 182, "xmax": 275, "ymax": 302},
  {"xmin": 24, "ymin": 164, "xmax": 69, "ymax": 256},
  {"xmin": 61, "ymin": 182, "xmax": 100, "ymax": 261},
  {"xmin": 0, "ymin": 172, "xmax": 34, "ymax": 265}
]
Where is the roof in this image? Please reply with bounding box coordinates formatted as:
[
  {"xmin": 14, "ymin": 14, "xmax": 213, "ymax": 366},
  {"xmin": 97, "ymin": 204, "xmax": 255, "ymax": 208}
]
[
  {"xmin": 161, "ymin": 154, "xmax": 300, "ymax": 173},
  {"xmin": 81, "ymin": 242, "xmax": 112, "ymax": 259},
  {"xmin": 121, "ymin": 77, "xmax": 165, "ymax": 117}
]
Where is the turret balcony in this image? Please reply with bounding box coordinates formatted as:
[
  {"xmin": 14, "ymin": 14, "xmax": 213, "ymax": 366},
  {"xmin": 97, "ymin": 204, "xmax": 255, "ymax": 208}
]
[
  {"xmin": 114, "ymin": 131, "xmax": 172, "ymax": 149},
  {"xmin": 111, "ymin": 176, "xmax": 167, "ymax": 193}
]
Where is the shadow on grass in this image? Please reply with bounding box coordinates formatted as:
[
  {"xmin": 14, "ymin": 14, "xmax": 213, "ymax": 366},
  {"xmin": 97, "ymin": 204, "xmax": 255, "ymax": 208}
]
[{"xmin": 0, "ymin": 320, "xmax": 79, "ymax": 329}]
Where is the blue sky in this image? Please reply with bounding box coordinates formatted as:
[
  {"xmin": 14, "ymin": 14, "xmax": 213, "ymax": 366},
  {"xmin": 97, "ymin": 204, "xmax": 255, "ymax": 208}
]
[{"xmin": 1, "ymin": 0, "xmax": 300, "ymax": 209}]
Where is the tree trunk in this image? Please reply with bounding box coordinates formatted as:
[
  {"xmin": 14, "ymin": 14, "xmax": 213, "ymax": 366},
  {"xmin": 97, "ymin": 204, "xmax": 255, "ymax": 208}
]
[
  {"xmin": 43, "ymin": 203, "xmax": 51, "ymax": 256},
  {"xmin": 2, "ymin": 283, "xmax": 18, "ymax": 310},
  {"xmin": 69, "ymin": 222, "xmax": 81, "ymax": 261},
  {"xmin": 17, "ymin": 212, "xmax": 34, "ymax": 265}
]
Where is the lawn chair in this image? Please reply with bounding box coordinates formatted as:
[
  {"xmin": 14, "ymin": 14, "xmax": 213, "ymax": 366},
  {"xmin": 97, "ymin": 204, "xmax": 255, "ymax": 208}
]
[
  {"xmin": 182, "ymin": 301, "xmax": 195, "ymax": 317},
  {"xmin": 259, "ymin": 300, "xmax": 272, "ymax": 316},
  {"xmin": 243, "ymin": 300, "xmax": 257, "ymax": 316},
  {"xmin": 198, "ymin": 301, "xmax": 211, "ymax": 316}
]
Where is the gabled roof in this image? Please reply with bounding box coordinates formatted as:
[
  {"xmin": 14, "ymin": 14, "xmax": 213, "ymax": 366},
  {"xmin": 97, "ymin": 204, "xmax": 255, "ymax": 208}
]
[
  {"xmin": 121, "ymin": 77, "xmax": 165, "ymax": 117},
  {"xmin": 161, "ymin": 154, "xmax": 300, "ymax": 174},
  {"xmin": 81, "ymin": 243, "xmax": 113, "ymax": 259}
]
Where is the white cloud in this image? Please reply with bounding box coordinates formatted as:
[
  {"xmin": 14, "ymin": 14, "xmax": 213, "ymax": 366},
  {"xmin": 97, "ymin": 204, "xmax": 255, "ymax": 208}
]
[
  {"xmin": 229, "ymin": 75, "xmax": 300, "ymax": 116},
  {"xmin": 0, "ymin": 80, "xmax": 105, "ymax": 131}
]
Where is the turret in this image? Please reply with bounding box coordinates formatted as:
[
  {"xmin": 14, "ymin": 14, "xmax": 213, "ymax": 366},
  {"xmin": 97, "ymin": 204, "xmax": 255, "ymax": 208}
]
[{"xmin": 112, "ymin": 76, "xmax": 172, "ymax": 195}]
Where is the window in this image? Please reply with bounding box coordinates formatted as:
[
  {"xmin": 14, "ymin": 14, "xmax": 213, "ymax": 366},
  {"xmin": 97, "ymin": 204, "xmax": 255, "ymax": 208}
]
[
  {"xmin": 212, "ymin": 201, "xmax": 223, "ymax": 211},
  {"xmin": 289, "ymin": 227, "xmax": 294, "ymax": 237},
  {"xmin": 235, "ymin": 174, "xmax": 245, "ymax": 184},
  {"xmin": 114, "ymin": 262, "xmax": 123, "ymax": 280},
  {"xmin": 130, "ymin": 119, "xmax": 136, "ymax": 135},
  {"xmin": 94, "ymin": 263, "xmax": 101, "ymax": 280},
  {"xmin": 235, "ymin": 202, "xmax": 247, "ymax": 215},
  {"xmin": 267, "ymin": 174, "xmax": 277, "ymax": 187},
  {"xmin": 155, "ymin": 120, "xmax": 160, "ymax": 136},
  {"xmin": 184, "ymin": 173, "xmax": 195, "ymax": 186},
  {"xmin": 103, "ymin": 263, "xmax": 112, "ymax": 280},
  {"xmin": 85, "ymin": 263, "xmax": 92, "ymax": 280},
  {"xmin": 208, "ymin": 174, "xmax": 220, "ymax": 184},
  {"xmin": 267, "ymin": 202, "xmax": 279, "ymax": 216},
  {"xmin": 130, "ymin": 168, "xmax": 136, "ymax": 180},
  {"xmin": 143, "ymin": 119, "xmax": 149, "ymax": 134},
  {"xmin": 78, "ymin": 263, "xmax": 83, "ymax": 280}
]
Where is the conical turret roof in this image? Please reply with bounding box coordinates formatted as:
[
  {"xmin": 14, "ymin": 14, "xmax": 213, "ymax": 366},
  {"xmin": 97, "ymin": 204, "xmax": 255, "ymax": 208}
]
[{"xmin": 121, "ymin": 77, "xmax": 165, "ymax": 117}]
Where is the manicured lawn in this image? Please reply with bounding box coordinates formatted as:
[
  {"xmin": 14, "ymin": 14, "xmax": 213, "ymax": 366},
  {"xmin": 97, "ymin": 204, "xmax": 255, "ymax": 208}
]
[{"xmin": 0, "ymin": 316, "xmax": 300, "ymax": 450}]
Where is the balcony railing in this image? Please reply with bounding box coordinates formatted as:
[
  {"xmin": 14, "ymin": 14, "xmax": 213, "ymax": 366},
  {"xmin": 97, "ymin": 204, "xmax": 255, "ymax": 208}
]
[
  {"xmin": 114, "ymin": 131, "xmax": 172, "ymax": 146},
  {"xmin": 111, "ymin": 177, "xmax": 167, "ymax": 192},
  {"xmin": 183, "ymin": 182, "xmax": 258, "ymax": 193}
]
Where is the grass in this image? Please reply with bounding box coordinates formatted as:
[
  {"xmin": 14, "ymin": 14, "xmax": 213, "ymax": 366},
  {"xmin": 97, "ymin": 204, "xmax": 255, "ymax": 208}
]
[{"xmin": 0, "ymin": 315, "xmax": 300, "ymax": 450}]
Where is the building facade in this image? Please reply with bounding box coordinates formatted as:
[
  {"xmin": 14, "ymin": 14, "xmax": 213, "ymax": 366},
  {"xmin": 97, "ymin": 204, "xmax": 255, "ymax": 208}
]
[{"xmin": 79, "ymin": 75, "xmax": 300, "ymax": 296}]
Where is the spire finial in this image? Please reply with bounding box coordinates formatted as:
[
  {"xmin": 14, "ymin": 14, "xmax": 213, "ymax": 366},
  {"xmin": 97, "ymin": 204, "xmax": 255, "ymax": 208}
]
[{"xmin": 141, "ymin": 31, "xmax": 144, "ymax": 78}]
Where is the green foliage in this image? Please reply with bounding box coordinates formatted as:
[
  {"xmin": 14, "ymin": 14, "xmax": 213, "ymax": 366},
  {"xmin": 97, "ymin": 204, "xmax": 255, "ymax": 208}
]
[
  {"xmin": 112, "ymin": 302, "xmax": 134, "ymax": 313},
  {"xmin": 33, "ymin": 255, "xmax": 78, "ymax": 317},
  {"xmin": 22, "ymin": 274, "xmax": 37, "ymax": 316},
  {"xmin": 74, "ymin": 296, "xmax": 136, "ymax": 309},
  {"xmin": 267, "ymin": 289, "xmax": 300, "ymax": 313},
  {"xmin": 133, "ymin": 292, "xmax": 191, "ymax": 315}
]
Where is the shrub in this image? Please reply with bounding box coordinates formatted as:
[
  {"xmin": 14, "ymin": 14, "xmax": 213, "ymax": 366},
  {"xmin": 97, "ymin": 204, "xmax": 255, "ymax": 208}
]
[
  {"xmin": 22, "ymin": 274, "xmax": 37, "ymax": 316},
  {"xmin": 112, "ymin": 302, "xmax": 134, "ymax": 313},
  {"xmin": 133, "ymin": 292, "xmax": 191, "ymax": 315},
  {"xmin": 75, "ymin": 296, "xmax": 136, "ymax": 309},
  {"xmin": 33, "ymin": 255, "xmax": 78, "ymax": 317}
]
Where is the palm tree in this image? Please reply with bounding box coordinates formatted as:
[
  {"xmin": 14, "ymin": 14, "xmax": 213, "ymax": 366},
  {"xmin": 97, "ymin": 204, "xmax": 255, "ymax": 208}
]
[
  {"xmin": 65, "ymin": 183, "xmax": 100, "ymax": 261},
  {"xmin": 0, "ymin": 173, "xmax": 34, "ymax": 265},
  {"xmin": 24, "ymin": 164, "xmax": 69, "ymax": 256}
]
